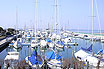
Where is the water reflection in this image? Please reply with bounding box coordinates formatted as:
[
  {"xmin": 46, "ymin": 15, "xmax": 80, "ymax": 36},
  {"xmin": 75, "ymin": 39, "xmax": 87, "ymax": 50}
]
[
  {"xmin": 6, "ymin": 47, "xmax": 22, "ymax": 52},
  {"xmin": 0, "ymin": 38, "xmax": 104, "ymax": 68}
]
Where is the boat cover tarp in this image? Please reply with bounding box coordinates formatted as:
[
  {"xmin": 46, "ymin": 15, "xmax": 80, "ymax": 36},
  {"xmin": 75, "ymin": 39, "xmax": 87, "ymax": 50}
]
[
  {"xmin": 75, "ymin": 50, "xmax": 91, "ymax": 60},
  {"xmin": 46, "ymin": 39, "xmax": 52, "ymax": 42},
  {"xmin": 30, "ymin": 30, "xmax": 32, "ymax": 31},
  {"xmin": 27, "ymin": 35, "xmax": 31, "ymax": 37},
  {"xmin": 28, "ymin": 50, "xmax": 42, "ymax": 65},
  {"xmin": 31, "ymin": 50, "xmax": 37, "ymax": 56},
  {"xmin": 46, "ymin": 50, "xmax": 61, "ymax": 60},
  {"xmin": 28, "ymin": 55, "xmax": 38, "ymax": 65},
  {"xmin": 81, "ymin": 44, "xmax": 92, "ymax": 52},
  {"xmin": 56, "ymin": 41, "xmax": 64, "ymax": 45},
  {"xmin": 97, "ymin": 49, "xmax": 104, "ymax": 54},
  {"xmin": 46, "ymin": 50, "xmax": 55, "ymax": 60},
  {"xmin": 56, "ymin": 54, "xmax": 61, "ymax": 60}
]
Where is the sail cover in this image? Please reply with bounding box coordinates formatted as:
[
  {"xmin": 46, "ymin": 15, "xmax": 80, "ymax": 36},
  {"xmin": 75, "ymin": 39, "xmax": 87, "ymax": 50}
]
[
  {"xmin": 28, "ymin": 49, "xmax": 42, "ymax": 65},
  {"xmin": 81, "ymin": 44, "xmax": 92, "ymax": 52},
  {"xmin": 56, "ymin": 54, "xmax": 61, "ymax": 60},
  {"xmin": 56, "ymin": 41, "xmax": 64, "ymax": 45},
  {"xmin": 28, "ymin": 55, "xmax": 38, "ymax": 65},
  {"xmin": 46, "ymin": 50, "xmax": 55, "ymax": 60},
  {"xmin": 31, "ymin": 49, "xmax": 37, "ymax": 56},
  {"xmin": 97, "ymin": 49, "xmax": 104, "ymax": 55},
  {"xmin": 46, "ymin": 39, "xmax": 52, "ymax": 43}
]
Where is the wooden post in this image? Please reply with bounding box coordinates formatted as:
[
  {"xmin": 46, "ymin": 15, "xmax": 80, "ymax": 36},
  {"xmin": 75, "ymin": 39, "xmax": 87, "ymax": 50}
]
[{"xmin": 0, "ymin": 65, "xmax": 1, "ymax": 69}]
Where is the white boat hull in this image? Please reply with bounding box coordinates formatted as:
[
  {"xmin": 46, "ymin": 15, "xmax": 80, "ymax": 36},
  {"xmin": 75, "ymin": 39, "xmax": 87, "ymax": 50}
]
[
  {"xmin": 47, "ymin": 59, "xmax": 62, "ymax": 69},
  {"xmin": 75, "ymin": 50, "xmax": 104, "ymax": 67},
  {"xmin": 25, "ymin": 56, "xmax": 43, "ymax": 68}
]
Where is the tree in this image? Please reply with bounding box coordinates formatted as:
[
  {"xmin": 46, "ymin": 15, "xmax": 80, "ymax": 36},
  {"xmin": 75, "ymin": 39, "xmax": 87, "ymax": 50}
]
[
  {"xmin": 6, "ymin": 32, "xmax": 11, "ymax": 36},
  {"xmin": 0, "ymin": 27, "xmax": 4, "ymax": 33},
  {"xmin": 8, "ymin": 28, "xmax": 15, "ymax": 32},
  {"xmin": 7, "ymin": 28, "xmax": 15, "ymax": 34}
]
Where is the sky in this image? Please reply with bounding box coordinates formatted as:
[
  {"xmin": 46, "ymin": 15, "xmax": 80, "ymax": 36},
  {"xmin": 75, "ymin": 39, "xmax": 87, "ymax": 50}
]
[{"xmin": 0, "ymin": 0, "xmax": 104, "ymax": 31}]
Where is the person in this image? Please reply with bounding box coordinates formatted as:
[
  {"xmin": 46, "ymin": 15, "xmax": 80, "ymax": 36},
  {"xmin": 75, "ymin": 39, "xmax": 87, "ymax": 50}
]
[{"xmin": 86, "ymin": 60, "xmax": 89, "ymax": 69}]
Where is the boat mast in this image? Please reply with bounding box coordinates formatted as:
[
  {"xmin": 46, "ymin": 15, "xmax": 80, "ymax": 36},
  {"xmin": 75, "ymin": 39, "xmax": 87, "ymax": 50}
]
[
  {"xmin": 95, "ymin": 0, "xmax": 102, "ymax": 49},
  {"xmin": 91, "ymin": 0, "xmax": 94, "ymax": 53},
  {"xmin": 92, "ymin": 0, "xmax": 93, "ymax": 42},
  {"xmin": 55, "ymin": 0, "xmax": 58, "ymax": 34},
  {"xmin": 95, "ymin": 0, "xmax": 101, "ymax": 37},
  {"xmin": 16, "ymin": 7, "xmax": 18, "ymax": 38},
  {"xmin": 35, "ymin": 0, "xmax": 38, "ymax": 38}
]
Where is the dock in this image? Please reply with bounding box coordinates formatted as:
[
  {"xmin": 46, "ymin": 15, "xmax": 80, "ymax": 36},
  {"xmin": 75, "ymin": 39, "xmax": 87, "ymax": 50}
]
[
  {"xmin": 72, "ymin": 32, "xmax": 104, "ymax": 40},
  {"xmin": 0, "ymin": 34, "xmax": 21, "ymax": 52}
]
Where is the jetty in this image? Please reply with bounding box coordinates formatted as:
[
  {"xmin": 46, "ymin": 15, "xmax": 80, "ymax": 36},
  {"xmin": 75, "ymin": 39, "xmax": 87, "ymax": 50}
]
[{"xmin": 0, "ymin": 34, "xmax": 21, "ymax": 52}]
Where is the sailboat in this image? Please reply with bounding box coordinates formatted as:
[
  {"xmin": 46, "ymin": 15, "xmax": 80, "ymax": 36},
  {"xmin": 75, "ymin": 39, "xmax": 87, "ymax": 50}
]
[
  {"xmin": 45, "ymin": 38, "xmax": 54, "ymax": 48},
  {"xmin": 31, "ymin": 39, "xmax": 39, "ymax": 48},
  {"xmin": 25, "ymin": 49, "xmax": 44, "ymax": 68},
  {"xmin": 9, "ymin": 38, "xmax": 22, "ymax": 49},
  {"xmin": 75, "ymin": 45, "xmax": 104, "ymax": 67},
  {"xmin": 62, "ymin": 37, "xmax": 78, "ymax": 46},
  {"xmin": 4, "ymin": 52, "xmax": 20, "ymax": 69},
  {"xmin": 14, "ymin": 41, "xmax": 21, "ymax": 49},
  {"xmin": 75, "ymin": 0, "xmax": 104, "ymax": 68},
  {"xmin": 40, "ymin": 39, "xmax": 47, "ymax": 48},
  {"xmin": 101, "ymin": 39, "xmax": 104, "ymax": 43},
  {"xmin": 46, "ymin": 50, "xmax": 62, "ymax": 69},
  {"xmin": 56, "ymin": 40, "xmax": 64, "ymax": 48},
  {"xmin": 100, "ymin": 32, "xmax": 104, "ymax": 43}
]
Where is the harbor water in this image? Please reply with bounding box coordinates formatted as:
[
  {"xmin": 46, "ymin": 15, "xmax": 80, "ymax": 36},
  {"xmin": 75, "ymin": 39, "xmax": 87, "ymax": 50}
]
[
  {"xmin": 0, "ymin": 36, "xmax": 104, "ymax": 67},
  {"xmin": 0, "ymin": 30, "xmax": 104, "ymax": 68}
]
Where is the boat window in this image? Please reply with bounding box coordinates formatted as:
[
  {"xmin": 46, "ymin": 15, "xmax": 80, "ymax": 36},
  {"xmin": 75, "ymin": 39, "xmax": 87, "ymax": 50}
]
[
  {"xmin": 8, "ymin": 53, "xmax": 19, "ymax": 55},
  {"xmin": 12, "ymin": 53, "xmax": 19, "ymax": 55}
]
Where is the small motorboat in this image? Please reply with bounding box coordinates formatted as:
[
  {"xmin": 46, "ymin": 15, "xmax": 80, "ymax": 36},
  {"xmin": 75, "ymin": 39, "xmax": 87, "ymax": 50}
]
[{"xmin": 4, "ymin": 52, "xmax": 20, "ymax": 69}]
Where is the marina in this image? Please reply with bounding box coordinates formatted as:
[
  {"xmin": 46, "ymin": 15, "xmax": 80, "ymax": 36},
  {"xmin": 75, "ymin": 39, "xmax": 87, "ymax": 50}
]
[
  {"xmin": 0, "ymin": 29, "xmax": 104, "ymax": 69},
  {"xmin": 0, "ymin": 0, "xmax": 104, "ymax": 69}
]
